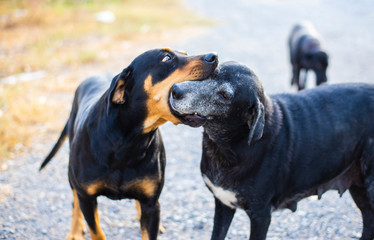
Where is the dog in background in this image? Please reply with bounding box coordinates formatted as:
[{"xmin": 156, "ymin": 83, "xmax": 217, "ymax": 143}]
[
  {"xmin": 169, "ymin": 61, "xmax": 374, "ymax": 240},
  {"xmin": 289, "ymin": 21, "xmax": 329, "ymax": 90},
  {"xmin": 40, "ymin": 48, "xmax": 218, "ymax": 240}
]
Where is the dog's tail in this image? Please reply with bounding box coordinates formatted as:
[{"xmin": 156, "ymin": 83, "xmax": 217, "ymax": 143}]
[{"xmin": 39, "ymin": 122, "xmax": 68, "ymax": 171}]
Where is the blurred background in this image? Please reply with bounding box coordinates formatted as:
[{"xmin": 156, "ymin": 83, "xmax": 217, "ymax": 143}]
[
  {"xmin": 1, "ymin": 0, "xmax": 374, "ymax": 239},
  {"xmin": 0, "ymin": 0, "xmax": 210, "ymax": 161}
]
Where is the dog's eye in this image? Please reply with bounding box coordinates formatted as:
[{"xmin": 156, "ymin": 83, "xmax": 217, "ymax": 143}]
[
  {"xmin": 219, "ymin": 91, "xmax": 230, "ymax": 100},
  {"xmin": 161, "ymin": 55, "xmax": 171, "ymax": 62}
]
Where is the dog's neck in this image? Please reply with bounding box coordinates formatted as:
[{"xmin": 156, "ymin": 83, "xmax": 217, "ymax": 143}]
[
  {"xmin": 107, "ymin": 108, "xmax": 154, "ymax": 144},
  {"xmin": 202, "ymin": 94, "xmax": 281, "ymax": 169},
  {"xmin": 204, "ymin": 94, "xmax": 276, "ymax": 146},
  {"xmin": 89, "ymin": 96, "xmax": 158, "ymax": 167}
]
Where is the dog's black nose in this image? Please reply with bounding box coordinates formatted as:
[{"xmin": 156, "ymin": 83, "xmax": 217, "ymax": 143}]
[
  {"xmin": 171, "ymin": 84, "xmax": 183, "ymax": 100},
  {"xmin": 204, "ymin": 53, "xmax": 218, "ymax": 63}
]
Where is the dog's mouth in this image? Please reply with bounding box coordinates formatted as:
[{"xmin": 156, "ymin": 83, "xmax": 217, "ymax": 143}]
[
  {"xmin": 168, "ymin": 94, "xmax": 207, "ymax": 127},
  {"xmin": 167, "ymin": 66, "xmax": 219, "ymax": 127}
]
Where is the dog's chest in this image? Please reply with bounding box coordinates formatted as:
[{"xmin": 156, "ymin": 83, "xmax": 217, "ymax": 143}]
[{"xmin": 202, "ymin": 174, "xmax": 238, "ymax": 209}]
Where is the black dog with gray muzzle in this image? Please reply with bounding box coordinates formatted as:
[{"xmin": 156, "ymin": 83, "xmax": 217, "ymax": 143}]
[{"xmin": 169, "ymin": 61, "xmax": 374, "ymax": 240}]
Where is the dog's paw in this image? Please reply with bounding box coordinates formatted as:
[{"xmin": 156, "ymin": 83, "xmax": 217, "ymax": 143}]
[
  {"xmin": 159, "ymin": 223, "xmax": 165, "ymax": 234},
  {"xmin": 65, "ymin": 230, "xmax": 85, "ymax": 240}
]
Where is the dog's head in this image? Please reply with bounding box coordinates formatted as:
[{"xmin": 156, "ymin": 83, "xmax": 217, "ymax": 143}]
[
  {"xmin": 107, "ymin": 48, "xmax": 218, "ymax": 133},
  {"xmin": 303, "ymin": 50, "xmax": 329, "ymax": 84},
  {"xmin": 169, "ymin": 61, "xmax": 265, "ymax": 145}
]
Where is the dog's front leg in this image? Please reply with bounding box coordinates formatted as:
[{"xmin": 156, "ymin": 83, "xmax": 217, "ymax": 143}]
[
  {"xmin": 65, "ymin": 189, "xmax": 86, "ymax": 240},
  {"xmin": 211, "ymin": 198, "xmax": 236, "ymax": 240},
  {"xmin": 246, "ymin": 206, "xmax": 271, "ymax": 240},
  {"xmin": 299, "ymin": 69, "xmax": 308, "ymax": 90},
  {"xmin": 139, "ymin": 199, "xmax": 160, "ymax": 240},
  {"xmin": 291, "ymin": 65, "xmax": 300, "ymax": 87},
  {"xmin": 78, "ymin": 195, "xmax": 106, "ymax": 240}
]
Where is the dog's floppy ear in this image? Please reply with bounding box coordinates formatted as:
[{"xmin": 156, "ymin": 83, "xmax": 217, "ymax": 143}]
[
  {"xmin": 107, "ymin": 68, "xmax": 131, "ymax": 116},
  {"xmin": 247, "ymin": 99, "xmax": 265, "ymax": 146}
]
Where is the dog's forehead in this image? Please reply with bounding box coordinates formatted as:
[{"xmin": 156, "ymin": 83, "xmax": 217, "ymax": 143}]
[
  {"xmin": 132, "ymin": 48, "xmax": 171, "ymax": 62},
  {"xmin": 214, "ymin": 62, "xmax": 258, "ymax": 88},
  {"xmin": 161, "ymin": 47, "xmax": 173, "ymax": 52}
]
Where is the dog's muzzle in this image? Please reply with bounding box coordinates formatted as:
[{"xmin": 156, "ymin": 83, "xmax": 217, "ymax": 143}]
[{"xmin": 168, "ymin": 87, "xmax": 207, "ymax": 127}]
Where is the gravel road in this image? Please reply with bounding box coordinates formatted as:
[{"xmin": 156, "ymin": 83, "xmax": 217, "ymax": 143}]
[{"xmin": 1, "ymin": 0, "xmax": 374, "ymax": 239}]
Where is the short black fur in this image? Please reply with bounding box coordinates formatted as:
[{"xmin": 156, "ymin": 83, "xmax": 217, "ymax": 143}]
[
  {"xmin": 170, "ymin": 62, "xmax": 374, "ymax": 240},
  {"xmin": 40, "ymin": 48, "xmax": 218, "ymax": 240},
  {"xmin": 289, "ymin": 22, "xmax": 329, "ymax": 90}
]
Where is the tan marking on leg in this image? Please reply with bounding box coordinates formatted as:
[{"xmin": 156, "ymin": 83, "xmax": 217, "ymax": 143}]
[
  {"xmin": 122, "ymin": 178, "xmax": 158, "ymax": 198},
  {"xmin": 135, "ymin": 200, "xmax": 165, "ymax": 234},
  {"xmin": 135, "ymin": 200, "xmax": 141, "ymax": 221},
  {"xmin": 65, "ymin": 189, "xmax": 86, "ymax": 240},
  {"xmin": 85, "ymin": 181, "xmax": 104, "ymax": 196},
  {"xmin": 137, "ymin": 200, "xmax": 150, "ymax": 240},
  {"xmin": 159, "ymin": 223, "xmax": 165, "ymax": 234},
  {"xmin": 141, "ymin": 227, "xmax": 150, "ymax": 240},
  {"xmin": 88, "ymin": 206, "xmax": 106, "ymax": 240},
  {"xmin": 136, "ymin": 178, "xmax": 158, "ymax": 197},
  {"xmin": 143, "ymin": 59, "xmax": 209, "ymax": 133}
]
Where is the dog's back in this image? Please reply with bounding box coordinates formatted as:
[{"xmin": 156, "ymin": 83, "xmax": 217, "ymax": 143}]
[
  {"xmin": 40, "ymin": 73, "xmax": 116, "ymax": 169},
  {"xmin": 271, "ymin": 83, "xmax": 374, "ymax": 194},
  {"xmin": 289, "ymin": 21, "xmax": 322, "ymax": 63},
  {"xmin": 274, "ymin": 83, "xmax": 374, "ymax": 145},
  {"xmin": 71, "ymin": 73, "xmax": 115, "ymax": 135}
]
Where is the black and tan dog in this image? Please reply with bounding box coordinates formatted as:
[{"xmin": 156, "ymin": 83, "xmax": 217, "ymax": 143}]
[
  {"xmin": 40, "ymin": 48, "xmax": 218, "ymax": 240},
  {"xmin": 169, "ymin": 62, "xmax": 374, "ymax": 240},
  {"xmin": 289, "ymin": 21, "xmax": 329, "ymax": 90}
]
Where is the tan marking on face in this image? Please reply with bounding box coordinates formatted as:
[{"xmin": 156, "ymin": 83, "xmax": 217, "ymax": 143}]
[
  {"xmin": 121, "ymin": 178, "xmax": 158, "ymax": 198},
  {"xmin": 87, "ymin": 206, "xmax": 106, "ymax": 240},
  {"xmin": 161, "ymin": 47, "xmax": 173, "ymax": 52},
  {"xmin": 143, "ymin": 59, "xmax": 208, "ymax": 133},
  {"xmin": 65, "ymin": 189, "xmax": 86, "ymax": 240},
  {"xmin": 176, "ymin": 50, "xmax": 187, "ymax": 55}
]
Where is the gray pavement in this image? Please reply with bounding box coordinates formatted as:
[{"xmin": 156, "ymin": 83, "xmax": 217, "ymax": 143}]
[{"xmin": 1, "ymin": 0, "xmax": 374, "ymax": 239}]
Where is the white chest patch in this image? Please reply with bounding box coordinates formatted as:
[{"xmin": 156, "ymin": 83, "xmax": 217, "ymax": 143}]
[{"xmin": 203, "ymin": 175, "xmax": 238, "ymax": 209}]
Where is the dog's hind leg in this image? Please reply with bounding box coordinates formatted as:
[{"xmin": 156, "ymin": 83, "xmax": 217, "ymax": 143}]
[
  {"xmin": 354, "ymin": 137, "xmax": 374, "ymax": 240},
  {"xmin": 349, "ymin": 186, "xmax": 374, "ymax": 240},
  {"xmin": 65, "ymin": 189, "xmax": 86, "ymax": 240},
  {"xmin": 291, "ymin": 65, "xmax": 300, "ymax": 87},
  {"xmin": 78, "ymin": 194, "xmax": 106, "ymax": 240},
  {"xmin": 298, "ymin": 69, "xmax": 307, "ymax": 90}
]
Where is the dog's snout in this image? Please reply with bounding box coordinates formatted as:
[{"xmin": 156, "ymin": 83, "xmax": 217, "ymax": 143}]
[
  {"xmin": 204, "ymin": 53, "xmax": 218, "ymax": 63},
  {"xmin": 171, "ymin": 84, "xmax": 184, "ymax": 100}
]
